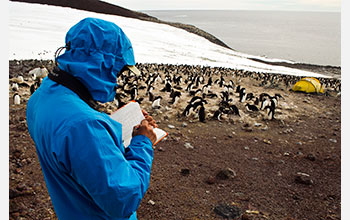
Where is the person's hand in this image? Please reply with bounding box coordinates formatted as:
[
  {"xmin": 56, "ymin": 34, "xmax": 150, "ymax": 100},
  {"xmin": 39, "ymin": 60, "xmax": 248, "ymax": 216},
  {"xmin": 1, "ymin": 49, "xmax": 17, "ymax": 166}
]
[
  {"xmin": 132, "ymin": 119, "xmax": 157, "ymax": 144},
  {"xmin": 142, "ymin": 109, "xmax": 158, "ymax": 128}
]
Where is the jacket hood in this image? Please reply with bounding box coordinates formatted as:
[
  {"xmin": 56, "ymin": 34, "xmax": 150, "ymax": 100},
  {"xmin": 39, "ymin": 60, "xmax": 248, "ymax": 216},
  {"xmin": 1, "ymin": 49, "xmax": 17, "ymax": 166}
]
[{"xmin": 56, "ymin": 17, "xmax": 136, "ymax": 103}]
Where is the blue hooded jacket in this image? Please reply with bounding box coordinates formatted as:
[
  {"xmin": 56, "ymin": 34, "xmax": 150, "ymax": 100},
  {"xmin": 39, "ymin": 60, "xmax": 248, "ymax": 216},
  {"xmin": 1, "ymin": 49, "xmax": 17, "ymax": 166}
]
[{"xmin": 26, "ymin": 18, "xmax": 153, "ymax": 220}]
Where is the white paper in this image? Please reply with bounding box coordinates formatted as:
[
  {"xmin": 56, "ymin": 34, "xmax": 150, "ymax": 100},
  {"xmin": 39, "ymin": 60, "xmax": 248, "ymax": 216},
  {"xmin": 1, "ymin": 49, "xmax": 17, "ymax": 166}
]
[{"xmin": 110, "ymin": 101, "xmax": 167, "ymax": 147}]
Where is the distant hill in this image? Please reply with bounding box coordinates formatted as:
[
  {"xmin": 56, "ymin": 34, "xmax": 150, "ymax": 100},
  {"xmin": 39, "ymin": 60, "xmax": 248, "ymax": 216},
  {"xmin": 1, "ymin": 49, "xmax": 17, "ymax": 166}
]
[{"xmin": 10, "ymin": 0, "xmax": 231, "ymax": 49}]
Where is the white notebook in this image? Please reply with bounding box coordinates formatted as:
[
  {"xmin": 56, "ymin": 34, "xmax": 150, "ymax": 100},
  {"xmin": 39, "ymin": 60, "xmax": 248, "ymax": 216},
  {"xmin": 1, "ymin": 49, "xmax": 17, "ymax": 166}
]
[{"xmin": 110, "ymin": 101, "xmax": 168, "ymax": 148}]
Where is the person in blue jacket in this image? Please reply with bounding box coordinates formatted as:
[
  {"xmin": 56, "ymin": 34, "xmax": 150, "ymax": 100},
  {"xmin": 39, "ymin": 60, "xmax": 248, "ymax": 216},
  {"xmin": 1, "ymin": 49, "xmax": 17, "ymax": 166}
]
[{"xmin": 26, "ymin": 17, "xmax": 156, "ymax": 220}]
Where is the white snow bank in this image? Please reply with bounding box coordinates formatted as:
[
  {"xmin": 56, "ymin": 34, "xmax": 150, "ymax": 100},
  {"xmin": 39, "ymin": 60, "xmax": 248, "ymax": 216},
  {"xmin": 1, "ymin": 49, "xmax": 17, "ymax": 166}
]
[{"xmin": 9, "ymin": 1, "xmax": 328, "ymax": 78}]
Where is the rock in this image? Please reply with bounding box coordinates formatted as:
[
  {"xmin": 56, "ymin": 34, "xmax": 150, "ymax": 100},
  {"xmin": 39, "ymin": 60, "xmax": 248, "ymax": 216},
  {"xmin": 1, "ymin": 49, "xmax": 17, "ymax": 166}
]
[
  {"xmin": 16, "ymin": 184, "xmax": 26, "ymax": 192},
  {"xmin": 180, "ymin": 168, "xmax": 190, "ymax": 176},
  {"xmin": 263, "ymin": 139, "xmax": 272, "ymax": 145},
  {"xmin": 213, "ymin": 204, "xmax": 242, "ymax": 219},
  {"xmin": 329, "ymin": 139, "xmax": 337, "ymax": 143},
  {"xmin": 215, "ymin": 168, "xmax": 236, "ymax": 180},
  {"xmin": 295, "ymin": 172, "xmax": 314, "ymax": 185},
  {"xmin": 205, "ymin": 176, "xmax": 216, "ymax": 185},
  {"xmin": 167, "ymin": 124, "xmax": 175, "ymax": 129},
  {"xmin": 181, "ymin": 122, "xmax": 188, "ymax": 127},
  {"xmin": 157, "ymin": 147, "xmax": 164, "ymax": 152},
  {"xmin": 148, "ymin": 200, "xmax": 155, "ymax": 206},
  {"xmin": 241, "ymin": 214, "xmax": 250, "ymax": 220},
  {"xmin": 305, "ymin": 153, "xmax": 316, "ymax": 161},
  {"xmin": 184, "ymin": 142, "xmax": 194, "ymax": 149}
]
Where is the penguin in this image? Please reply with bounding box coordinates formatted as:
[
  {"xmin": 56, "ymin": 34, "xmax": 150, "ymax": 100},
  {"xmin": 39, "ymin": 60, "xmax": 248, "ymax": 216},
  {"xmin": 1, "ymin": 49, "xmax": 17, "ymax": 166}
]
[
  {"xmin": 265, "ymin": 104, "xmax": 275, "ymax": 120},
  {"xmin": 11, "ymin": 83, "xmax": 19, "ymax": 91},
  {"xmin": 235, "ymin": 85, "xmax": 241, "ymax": 93},
  {"xmin": 229, "ymin": 104, "xmax": 240, "ymax": 116},
  {"xmin": 160, "ymin": 81, "xmax": 172, "ymax": 92},
  {"xmin": 260, "ymin": 98, "xmax": 270, "ymax": 110},
  {"xmin": 189, "ymin": 88, "xmax": 202, "ymax": 96},
  {"xmin": 246, "ymin": 93, "xmax": 254, "ymax": 101},
  {"xmin": 114, "ymin": 93, "xmax": 126, "ymax": 109},
  {"xmin": 239, "ymin": 88, "xmax": 247, "ymax": 103},
  {"xmin": 129, "ymin": 86, "xmax": 138, "ymax": 101},
  {"xmin": 213, "ymin": 107, "xmax": 224, "ymax": 121},
  {"xmin": 152, "ymin": 96, "xmax": 162, "ymax": 109},
  {"xmin": 254, "ymin": 97, "xmax": 260, "ymax": 106},
  {"xmin": 182, "ymin": 103, "xmax": 194, "ymax": 117},
  {"xmin": 13, "ymin": 93, "xmax": 20, "ymax": 105},
  {"xmin": 169, "ymin": 90, "xmax": 181, "ymax": 105},
  {"xmin": 246, "ymin": 103, "xmax": 259, "ymax": 112},
  {"xmin": 198, "ymin": 105, "xmax": 206, "ymax": 122},
  {"xmin": 146, "ymin": 85, "xmax": 154, "ymax": 95}
]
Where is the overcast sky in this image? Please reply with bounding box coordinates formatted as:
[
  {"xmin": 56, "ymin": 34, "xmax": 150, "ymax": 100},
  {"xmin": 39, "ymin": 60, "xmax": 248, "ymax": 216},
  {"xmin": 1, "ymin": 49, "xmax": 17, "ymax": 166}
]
[{"xmin": 101, "ymin": 0, "xmax": 341, "ymax": 12}]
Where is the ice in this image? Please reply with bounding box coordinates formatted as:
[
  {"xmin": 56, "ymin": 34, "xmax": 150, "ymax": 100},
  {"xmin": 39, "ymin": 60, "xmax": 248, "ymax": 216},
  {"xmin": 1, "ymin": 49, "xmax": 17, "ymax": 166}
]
[{"xmin": 9, "ymin": 1, "xmax": 328, "ymax": 78}]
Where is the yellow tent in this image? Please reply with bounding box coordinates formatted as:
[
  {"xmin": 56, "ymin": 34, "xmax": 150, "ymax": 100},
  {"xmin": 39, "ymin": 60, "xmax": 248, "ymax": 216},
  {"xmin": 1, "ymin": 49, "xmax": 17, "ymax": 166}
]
[{"xmin": 292, "ymin": 77, "xmax": 324, "ymax": 93}]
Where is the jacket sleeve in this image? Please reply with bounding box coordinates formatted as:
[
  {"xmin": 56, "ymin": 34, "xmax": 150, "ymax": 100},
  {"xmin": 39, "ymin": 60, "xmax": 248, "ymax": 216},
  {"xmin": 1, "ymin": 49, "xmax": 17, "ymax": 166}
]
[{"xmin": 59, "ymin": 118, "xmax": 153, "ymax": 218}]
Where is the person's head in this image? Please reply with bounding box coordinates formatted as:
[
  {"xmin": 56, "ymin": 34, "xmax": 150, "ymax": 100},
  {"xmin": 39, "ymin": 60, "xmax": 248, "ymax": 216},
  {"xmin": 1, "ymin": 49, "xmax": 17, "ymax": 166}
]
[{"xmin": 56, "ymin": 17, "xmax": 140, "ymax": 103}]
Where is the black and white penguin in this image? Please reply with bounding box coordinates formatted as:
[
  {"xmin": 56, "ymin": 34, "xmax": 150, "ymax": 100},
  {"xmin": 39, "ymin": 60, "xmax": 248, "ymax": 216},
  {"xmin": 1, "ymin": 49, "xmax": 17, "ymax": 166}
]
[
  {"xmin": 265, "ymin": 104, "xmax": 276, "ymax": 120},
  {"xmin": 213, "ymin": 107, "xmax": 224, "ymax": 121},
  {"xmin": 129, "ymin": 86, "xmax": 138, "ymax": 101},
  {"xmin": 246, "ymin": 93, "xmax": 254, "ymax": 101},
  {"xmin": 189, "ymin": 88, "xmax": 202, "ymax": 96},
  {"xmin": 229, "ymin": 104, "xmax": 240, "ymax": 116},
  {"xmin": 169, "ymin": 90, "xmax": 181, "ymax": 105},
  {"xmin": 239, "ymin": 88, "xmax": 247, "ymax": 103},
  {"xmin": 260, "ymin": 97, "xmax": 270, "ymax": 110},
  {"xmin": 182, "ymin": 103, "xmax": 194, "ymax": 117},
  {"xmin": 160, "ymin": 81, "xmax": 172, "ymax": 92},
  {"xmin": 148, "ymin": 91, "xmax": 154, "ymax": 102},
  {"xmin": 254, "ymin": 97, "xmax": 260, "ymax": 106},
  {"xmin": 152, "ymin": 96, "xmax": 162, "ymax": 109},
  {"xmin": 11, "ymin": 83, "xmax": 19, "ymax": 91},
  {"xmin": 198, "ymin": 105, "xmax": 206, "ymax": 122},
  {"xmin": 246, "ymin": 103, "xmax": 259, "ymax": 112},
  {"xmin": 13, "ymin": 93, "xmax": 20, "ymax": 105}
]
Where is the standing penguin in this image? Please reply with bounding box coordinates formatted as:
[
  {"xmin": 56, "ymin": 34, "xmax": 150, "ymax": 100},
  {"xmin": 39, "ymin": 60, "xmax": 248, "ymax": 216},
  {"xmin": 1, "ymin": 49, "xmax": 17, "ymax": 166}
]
[
  {"xmin": 239, "ymin": 88, "xmax": 247, "ymax": 103},
  {"xmin": 13, "ymin": 93, "xmax": 21, "ymax": 105},
  {"xmin": 198, "ymin": 105, "xmax": 206, "ymax": 122},
  {"xmin": 169, "ymin": 90, "xmax": 181, "ymax": 105},
  {"xmin": 152, "ymin": 96, "xmax": 162, "ymax": 109}
]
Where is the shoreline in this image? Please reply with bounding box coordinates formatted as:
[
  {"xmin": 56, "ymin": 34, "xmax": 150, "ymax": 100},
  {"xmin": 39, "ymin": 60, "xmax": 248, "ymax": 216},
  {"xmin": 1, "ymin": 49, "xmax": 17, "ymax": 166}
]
[{"xmin": 9, "ymin": 0, "xmax": 341, "ymax": 79}]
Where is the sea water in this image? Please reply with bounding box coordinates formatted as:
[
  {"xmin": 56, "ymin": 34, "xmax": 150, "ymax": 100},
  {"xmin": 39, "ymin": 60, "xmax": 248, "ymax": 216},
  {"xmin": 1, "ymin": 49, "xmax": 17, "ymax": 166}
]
[{"xmin": 144, "ymin": 10, "xmax": 340, "ymax": 67}]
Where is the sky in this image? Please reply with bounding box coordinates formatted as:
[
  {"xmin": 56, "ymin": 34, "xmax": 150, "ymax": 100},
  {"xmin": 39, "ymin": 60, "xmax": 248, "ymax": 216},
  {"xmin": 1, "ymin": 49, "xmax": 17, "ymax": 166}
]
[{"xmin": 101, "ymin": 0, "xmax": 341, "ymax": 12}]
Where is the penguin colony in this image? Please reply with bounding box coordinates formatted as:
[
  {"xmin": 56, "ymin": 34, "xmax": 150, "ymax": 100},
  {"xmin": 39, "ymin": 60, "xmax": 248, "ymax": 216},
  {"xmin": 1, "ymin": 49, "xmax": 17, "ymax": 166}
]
[
  {"xmin": 10, "ymin": 62, "xmax": 341, "ymax": 125},
  {"xmin": 104, "ymin": 63, "xmax": 341, "ymax": 124}
]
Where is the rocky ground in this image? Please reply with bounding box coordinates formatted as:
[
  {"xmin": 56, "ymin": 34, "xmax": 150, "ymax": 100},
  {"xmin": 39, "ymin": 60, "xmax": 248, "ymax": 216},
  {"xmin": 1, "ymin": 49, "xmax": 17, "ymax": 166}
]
[{"xmin": 9, "ymin": 60, "xmax": 341, "ymax": 220}]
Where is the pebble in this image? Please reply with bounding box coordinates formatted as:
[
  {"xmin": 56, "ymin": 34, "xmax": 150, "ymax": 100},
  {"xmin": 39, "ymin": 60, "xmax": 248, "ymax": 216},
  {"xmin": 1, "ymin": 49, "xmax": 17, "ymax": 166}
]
[
  {"xmin": 205, "ymin": 176, "xmax": 216, "ymax": 185},
  {"xmin": 215, "ymin": 168, "xmax": 236, "ymax": 180},
  {"xmin": 184, "ymin": 142, "xmax": 194, "ymax": 149},
  {"xmin": 214, "ymin": 204, "xmax": 242, "ymax": 219},
  {"xmin": 306, "ymin": 153, "xmax": 316, "ymax": 161},
  {"xmin": 295, "ymin": 172, "xmax": 314, "ymax": 185},
  {"xmin": 148, "ymin": 200, "xmax": 155, "ymax": 206},
  {"xmin": 181, "ymin": 122, "xmax": 188, "ymax": 127},
  {"xmin": 167, "ymin": 124, "xmax": 175, "ymax": 129},
  {"xmin": 329, "ymin": 139, "xmax": 337, "ymax": 143},
  {"xmin": 263, "ymin": 139, "xmax": 272, "ymax": 145},
  {"xmin": 180, "ymin": 168, "xmax": 190, "ymax": 176}
]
